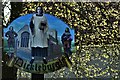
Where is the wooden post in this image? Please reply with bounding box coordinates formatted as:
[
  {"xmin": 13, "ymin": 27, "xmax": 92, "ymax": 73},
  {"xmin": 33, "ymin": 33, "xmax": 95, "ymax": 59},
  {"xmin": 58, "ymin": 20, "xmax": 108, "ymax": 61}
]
[{"xmin": 32, "ymin": 73, "xmax": 44, "ymax": 80}]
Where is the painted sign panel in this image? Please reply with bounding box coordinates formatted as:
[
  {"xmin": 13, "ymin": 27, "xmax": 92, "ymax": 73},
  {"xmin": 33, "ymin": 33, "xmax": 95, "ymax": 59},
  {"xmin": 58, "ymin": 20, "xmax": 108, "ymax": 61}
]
[{"xmin": 3, "ymin": 6, "xmax": 75, "ymax": 74}]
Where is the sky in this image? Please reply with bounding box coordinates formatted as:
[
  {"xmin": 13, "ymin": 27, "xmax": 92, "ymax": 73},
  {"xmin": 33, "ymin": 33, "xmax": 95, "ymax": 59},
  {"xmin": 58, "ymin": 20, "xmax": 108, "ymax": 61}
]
[{"xmin": 4, "ymin": 14, "xmax": 75, "ymax": 43}]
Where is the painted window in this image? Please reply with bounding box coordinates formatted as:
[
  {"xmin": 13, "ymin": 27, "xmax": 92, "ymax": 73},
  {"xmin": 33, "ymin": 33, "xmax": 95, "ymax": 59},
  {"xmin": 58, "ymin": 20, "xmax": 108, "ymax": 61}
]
[{"xmin": 21, "ymin": 32, "xmax": 29, "ymax": 47}]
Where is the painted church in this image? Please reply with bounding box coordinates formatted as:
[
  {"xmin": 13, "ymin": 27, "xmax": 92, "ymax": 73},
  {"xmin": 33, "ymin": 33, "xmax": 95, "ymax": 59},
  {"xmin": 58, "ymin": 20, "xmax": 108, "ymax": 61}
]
[
  {"xmin": 16, "ymin": 25, "xmax": 30, "ymax": 49},
  {"xmin": 15, "ymin": 24, "xmax": 62, "ymax": 55}
]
